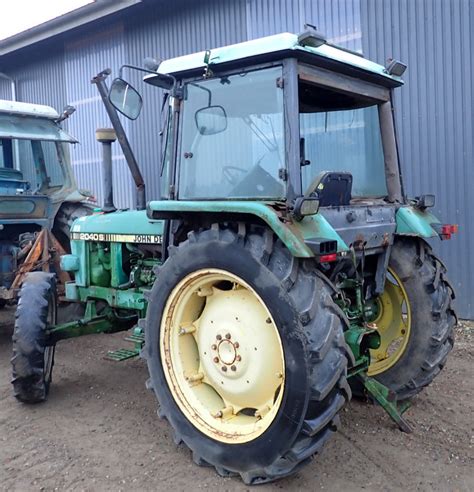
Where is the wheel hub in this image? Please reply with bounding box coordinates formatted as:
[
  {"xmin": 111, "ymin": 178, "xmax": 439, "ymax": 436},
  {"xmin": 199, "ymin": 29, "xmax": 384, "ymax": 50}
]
[{"xmin": 217, "ymin": 338, "xmax": 237, "ymax": 365}]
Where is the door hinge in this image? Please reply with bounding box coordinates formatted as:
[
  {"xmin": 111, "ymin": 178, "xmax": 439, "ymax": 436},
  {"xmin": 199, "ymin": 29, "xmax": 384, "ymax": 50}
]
[
  {"xmin": 276, "ymin": 77, "xmax": 284, "ymax": 89},
  {"xmin": 278, "ymin": 168, "xmax": 288, "ymax": 181}
]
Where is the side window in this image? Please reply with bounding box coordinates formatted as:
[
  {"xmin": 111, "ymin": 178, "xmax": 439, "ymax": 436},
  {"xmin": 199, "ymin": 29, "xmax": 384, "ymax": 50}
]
[
  {"xmin": 42, "ymin": 141, "xmax": 66, "ymax": 188},
  {"xmin": 0, "ymin": 139, "xmax": 14, "ymax": 168},
  {"xmin": 18, "ymin": 140, "xmax": 38, "ymax": 187},
  {"xmin": 178, "ymin": 67, "xmax": 285, "ymax": 199}
]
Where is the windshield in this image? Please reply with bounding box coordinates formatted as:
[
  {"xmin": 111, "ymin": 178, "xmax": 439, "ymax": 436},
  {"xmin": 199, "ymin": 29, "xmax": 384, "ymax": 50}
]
[
  {"xmin": 178, "ymin": 66, "xmax": 285, "ymax": 199},
  {"xmin": 300, "ymin": 81, "xmax": 387, "ymax": 197},
  {"xmin": 0, "ymin": 138, "xmax": 67, "ymax": 194}
]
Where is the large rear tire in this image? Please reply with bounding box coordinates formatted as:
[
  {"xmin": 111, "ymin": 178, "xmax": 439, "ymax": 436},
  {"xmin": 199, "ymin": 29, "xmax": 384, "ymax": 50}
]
[
  {"xmin": 11, "ymin": 272, "xmax": 57, "ymax": 403},
  {"xmin": 143, "ymin": 224, "xmax": 352, "ymax": 484},
  {"xmin": 369, "ymin": 238, "xmax": 456, "ymax": 400}
]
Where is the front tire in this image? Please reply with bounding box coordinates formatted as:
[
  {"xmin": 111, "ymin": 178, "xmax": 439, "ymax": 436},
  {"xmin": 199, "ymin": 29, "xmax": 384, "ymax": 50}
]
[
  {"xmin": 11, "ymin": 272, "xmax": 57, "ymax": 403},
  {"xmin": 143, "ymin": 225, "xmax": 351, "ymax": 484}
]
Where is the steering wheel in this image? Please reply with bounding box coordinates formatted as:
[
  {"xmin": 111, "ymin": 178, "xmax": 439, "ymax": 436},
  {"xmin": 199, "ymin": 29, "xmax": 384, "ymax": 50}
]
[{"xmin": 222, "ymin": 165, "xmax": 247, "ymax": 185}]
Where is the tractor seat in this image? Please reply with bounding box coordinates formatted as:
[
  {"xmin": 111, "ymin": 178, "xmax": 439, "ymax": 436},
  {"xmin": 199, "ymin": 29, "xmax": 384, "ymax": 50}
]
[{"xmin": 304, "ymin": 171, "xmax": 353, "ymax": 207}]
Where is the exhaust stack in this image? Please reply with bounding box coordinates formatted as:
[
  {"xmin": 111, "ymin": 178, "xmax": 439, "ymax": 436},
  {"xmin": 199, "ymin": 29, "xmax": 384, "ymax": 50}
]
[
  {"xmin": 96, "ymin": 128, "xmax": 117, "ymax": 213},
  {"xmin": 92, "ymin": 69, "xmax": 146, "ymax": 210}
]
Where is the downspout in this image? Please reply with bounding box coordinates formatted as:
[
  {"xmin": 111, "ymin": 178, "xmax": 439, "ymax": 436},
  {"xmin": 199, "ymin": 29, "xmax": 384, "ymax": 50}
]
[{"xmin": 0, "ymin": 72, "xmax": 16, "ymax": 101}]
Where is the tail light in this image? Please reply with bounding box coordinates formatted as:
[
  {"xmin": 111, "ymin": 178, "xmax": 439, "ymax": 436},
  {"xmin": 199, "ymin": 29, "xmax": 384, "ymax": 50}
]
[{"xmin": 433, "ymin": 223, "xmax": 459, "ymax": 240}]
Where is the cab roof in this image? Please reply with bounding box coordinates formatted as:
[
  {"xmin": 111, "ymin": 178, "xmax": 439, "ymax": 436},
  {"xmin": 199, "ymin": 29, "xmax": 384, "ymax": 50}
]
[
  {"xmin": 156, "ymin": 32, "xmax": 403, "ymax": 88},
  {"xmin": 0, "ymin": 99, "xmax": 59, "ymax": 119}
]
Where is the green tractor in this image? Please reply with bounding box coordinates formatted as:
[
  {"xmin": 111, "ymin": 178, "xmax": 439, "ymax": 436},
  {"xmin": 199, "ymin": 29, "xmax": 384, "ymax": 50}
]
[
  {"xmin": 0, "ymin": 99, "xmax": 92, "ymax": 306},
  {"xmin": 12, "ymin": 30, "xmax": 457, "ymax": 484}
]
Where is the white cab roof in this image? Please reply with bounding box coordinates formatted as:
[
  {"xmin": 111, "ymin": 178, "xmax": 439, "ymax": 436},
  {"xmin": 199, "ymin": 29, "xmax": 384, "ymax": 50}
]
[{"xmin": 0, "ymin": 99, "xmax": 59, "ymax": 119}]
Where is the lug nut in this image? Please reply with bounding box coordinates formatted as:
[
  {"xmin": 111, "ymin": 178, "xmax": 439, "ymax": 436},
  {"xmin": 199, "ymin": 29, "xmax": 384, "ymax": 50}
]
[
  {"xmin": 236, "ymin": 355, "xmax": 242, "ymax": 362},
  {"xmin": 234, "ymin": 342, "xmax": 239, "ymax": 348},
  {"xmin": 213, "ymin": 357, "xmax": 219, "ymax": 363},
  {"xmin": 231, "ymin": 365, "xmax": 236, "ymax": 371},
  {"xmin": 225, "ymin": 333, "xmax": 231, "ymax": 339},
  {"xmin": 211, "ymin": 344, "xmax": 217, "ymax": 350},
  {"xmin": 221, "ymin": 366, "xmax": 227, "ymax": 372},
  {"xmin": 216, "ymin": 334, "xmax": 222, "ymax": 341}
]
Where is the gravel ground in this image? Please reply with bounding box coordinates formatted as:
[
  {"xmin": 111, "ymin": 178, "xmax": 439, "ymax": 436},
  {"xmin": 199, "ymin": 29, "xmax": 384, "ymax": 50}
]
[{"xmin": 0, "ymin": 307, "xmax": 472, "ymax": 491}]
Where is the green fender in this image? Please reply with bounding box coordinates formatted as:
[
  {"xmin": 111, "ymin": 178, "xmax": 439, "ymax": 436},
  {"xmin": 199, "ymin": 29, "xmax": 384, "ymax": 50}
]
[
  {"xmin": 395, "ymin": 206, "xmax": 440, "ymax": 238},
  {"xmin": 147, "ymin": 200, "xmax": 348, "ymax": 257}
]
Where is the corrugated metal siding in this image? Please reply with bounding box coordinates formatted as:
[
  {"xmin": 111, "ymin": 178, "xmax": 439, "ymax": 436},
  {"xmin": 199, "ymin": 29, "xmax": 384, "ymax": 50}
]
[
  {"xmin": 360, "ymin": 0, "xmax": 473, "ymax": 317},
  {"xmin": 0, "ymin": 0, "xmax": 471, "ymax": 317},
  {"xmin": 246, "ymin": 0, "xmax": 362, "ymax": 52},
  {"xmin": 64, "ymin": 23, "xmax": 135, "ymax": 209},
  {"xmin": 124, "ymin": 0, "xmax": 248, "ymax": 201},
  {"xmin": 0, "ymin": 46, "xmax": 66, "ymax": 108}
]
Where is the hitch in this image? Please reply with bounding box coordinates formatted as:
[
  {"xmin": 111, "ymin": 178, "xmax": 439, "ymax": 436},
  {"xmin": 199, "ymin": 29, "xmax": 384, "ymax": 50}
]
[{"xmin": 357, "ymin": 373, "xmax": 413, "ymax": 433}]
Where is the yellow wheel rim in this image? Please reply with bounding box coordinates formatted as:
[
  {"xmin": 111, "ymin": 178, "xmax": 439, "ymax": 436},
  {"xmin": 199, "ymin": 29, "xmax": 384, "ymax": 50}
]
[
  {"xmin": 160, "ymin": 269, "xmax": 285, "ymax": 444},
  {"xmin": 368, "ymin": 267, "xmax": 411, "ymax": 376}
]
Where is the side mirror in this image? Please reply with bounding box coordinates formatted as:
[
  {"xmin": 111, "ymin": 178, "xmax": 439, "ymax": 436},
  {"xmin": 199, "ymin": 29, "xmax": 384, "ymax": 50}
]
[
  {"xmin": 109, "ymin": 78, "xmax": 142, "ymax": 120},
  {"xmin": 195, "ymin": 105, "xmax": 227, "ymax": 136}
]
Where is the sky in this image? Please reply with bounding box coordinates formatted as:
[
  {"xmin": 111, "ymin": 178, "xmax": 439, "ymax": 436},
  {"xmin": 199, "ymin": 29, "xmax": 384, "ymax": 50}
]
[{"xmin": 0, "ymin": 0, "xmax": 93, "ymax": 41}]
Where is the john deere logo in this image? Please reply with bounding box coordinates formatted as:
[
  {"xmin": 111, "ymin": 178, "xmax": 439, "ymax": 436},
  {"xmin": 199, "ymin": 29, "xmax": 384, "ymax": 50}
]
[{"xmin": 71, "ymin": 232, "xmax": 162, "ymax": 244}]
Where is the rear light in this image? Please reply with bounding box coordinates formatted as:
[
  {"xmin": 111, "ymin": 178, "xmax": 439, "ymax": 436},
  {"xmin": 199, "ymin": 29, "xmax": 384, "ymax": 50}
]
[
  {"xmin": 318, "ymin": 253, "xmax": 338, "ymax": 263},
  {"xmin": 440, "ymin": 224, "xmax": 459, "ymax": 240}
]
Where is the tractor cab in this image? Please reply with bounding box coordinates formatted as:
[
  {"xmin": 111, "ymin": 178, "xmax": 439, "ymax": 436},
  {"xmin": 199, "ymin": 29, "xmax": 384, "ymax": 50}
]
[
  {"xmin": 0, "ymin": 100, "xmax": 82, "ymax": 227},
  {"xmin": 145, "ymin": 31, "xmax": 404, "ymax": 209}
]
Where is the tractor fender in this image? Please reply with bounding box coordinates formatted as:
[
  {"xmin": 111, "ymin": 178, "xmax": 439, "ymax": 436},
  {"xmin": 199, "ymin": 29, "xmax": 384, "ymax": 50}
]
[
  {"xmin": 395, "ymin": 206, "xmax": 440, "ymax": 238},
  {"xmin": 147, "ymin": 200, "xmax": 347, "ymax": 257}
]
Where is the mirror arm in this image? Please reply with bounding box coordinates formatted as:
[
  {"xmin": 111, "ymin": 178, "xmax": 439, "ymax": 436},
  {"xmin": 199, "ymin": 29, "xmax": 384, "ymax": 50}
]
[
  {"xmin": 119, "ymin": 64, "xmax": 160, "ymax": 79},
  {"xmin": 119, "ymin": 64, "xmax": 181, "ymax": 98},
  {"xmin": 91, "ymin": 69, "xmax": 146, "ymax": 210}
]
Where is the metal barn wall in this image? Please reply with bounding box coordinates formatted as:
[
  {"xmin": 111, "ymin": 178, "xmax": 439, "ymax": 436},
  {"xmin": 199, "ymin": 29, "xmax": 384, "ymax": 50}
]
[
  {"xmin": 0, "ymin": 0, "xmax": 471, "ymax": 317},
  {"xmin": 63, "ymin": 24, "xmax": 136, "ymax": 209},
  {"xmin": 360, "ymin": 0, "xmax": 473, "ymax": 318},
  {"xmin": 123, "ymin": 0, "xmax": 248, "ymax": 203}
]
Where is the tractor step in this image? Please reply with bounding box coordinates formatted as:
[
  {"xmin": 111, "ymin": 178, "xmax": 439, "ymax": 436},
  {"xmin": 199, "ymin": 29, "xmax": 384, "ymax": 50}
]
[
  {"xmin": 106, "ymin": 328, "xmax": 145, "ymax": 362},
  {"xmin": 106, "ymin": 348, "xmax": 140, "ymax": 361},
  {"xmin": 124, "ymin": 333, "xmax": 145, "ymax": 344}
]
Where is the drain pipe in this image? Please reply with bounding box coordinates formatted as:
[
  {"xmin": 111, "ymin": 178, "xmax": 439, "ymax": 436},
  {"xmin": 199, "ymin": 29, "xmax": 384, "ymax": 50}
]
[{"xmin": 0, "ymin": 72, "xmax": 16, "ymax": 101}]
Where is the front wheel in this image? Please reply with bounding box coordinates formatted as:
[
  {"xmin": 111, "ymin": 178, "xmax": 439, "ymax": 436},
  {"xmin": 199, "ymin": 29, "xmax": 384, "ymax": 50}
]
[
  {"xmin": 11, "ymin": 272, "xmax": 57, "ymax": 403},
  {"xmin": 368, "ymin": 238, "xmax": 456, "ymax": 400},
  {"xmin": 143, "ymin": 225, "xmax": 351, "ymax": 484}
]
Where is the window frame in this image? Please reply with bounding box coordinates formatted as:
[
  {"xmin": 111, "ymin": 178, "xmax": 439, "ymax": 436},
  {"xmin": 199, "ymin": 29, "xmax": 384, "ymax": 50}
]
[{"xmin": 297, "ymin": 63, "xmax": 403, "ymax": 202}]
